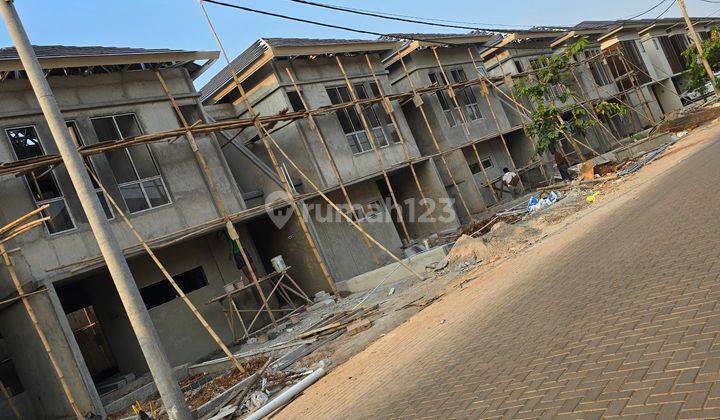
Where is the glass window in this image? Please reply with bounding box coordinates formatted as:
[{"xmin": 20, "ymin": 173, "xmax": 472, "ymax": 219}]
[
  {"xmin": 326, "ymin": 85, "xmax": 392, "ymax": 154},
  {"xmin": 6, "ymin": 126, "xmax": 75, "ymax": 234},
  {"xmin": 90, "ymin": 114, "xmax": 170, "ymax": 213},
  {"xmin": 66, "ymin": 121, "xmax": 113, "ymax": 220},
  {"xmin": 286, "ymin": 90, "xmax": 306, "ymax": 112},
  {"xmin": 429, "ymin": 71, "xmax": 462, "ymax": 126},
  {"xmin": 449, "ymin": 68, "xmax": 482, "ymax": 121}
]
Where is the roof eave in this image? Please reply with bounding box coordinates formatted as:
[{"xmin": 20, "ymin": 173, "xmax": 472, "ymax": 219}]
[{"xmin": 0, "ymin": 50, "xmax": 219, "ymax": 72}]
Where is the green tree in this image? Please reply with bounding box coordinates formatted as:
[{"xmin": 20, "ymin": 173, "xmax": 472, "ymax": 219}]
[
  {"xmin": 515, "ymin": 37, "xmax": 628, "ymax": 155},
  {"xmin": 682, "ymin": 28, "xmax": 720, "ymax": 93}
]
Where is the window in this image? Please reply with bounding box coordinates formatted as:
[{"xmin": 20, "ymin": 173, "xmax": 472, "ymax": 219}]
[
  {"xmin": 469, "ymin": 156, "xmax": 494, "ymax": 175},
  {"xmin": 637, "ymin": 40, "xmax": 646, "ymax": 53},
  {"xmin": 513, "ymin": 60, "xmax": 524, "ymax": 73},
  {"xmin": 428, "ymin": 71, "xmax": 461, "ymax": 127},
  {"xmin": 353, "ymin": 82, "xmax": 399, "ymax": 144},
  {"xmin": 362, "ymin": 200, "xmax": 385, "ymax": 220},
  {"xmin": 286, "ymin": 90, "xmax": 306, "ymax": 112},
  {"xmin": 91, "ymin": 114, "xmax": 170, "ymax": 213},
  {"xmin": 326, "ymin": 85, "xmax": 391, "ymax": 154},
  {"xmin": 653, "ymin": 38, "xmax": 660, "ymax": 50},
  {"xmin": 66, "ymin": 122, "xmax": 113, "ymax": 220},
  {"xmin": 448, "ymin": 68, "xmax": 482, "ymax": 121},
  {"xmin": 6, "ymin": 126, "xmax": 75, "ymax": 234},
  {"xmin": 140, "ymin": 266, "xmax": 208, "ymax": 310},
  {"xmin": 586, "ymin": 48, "xmax": 613, "ymax": 87}
]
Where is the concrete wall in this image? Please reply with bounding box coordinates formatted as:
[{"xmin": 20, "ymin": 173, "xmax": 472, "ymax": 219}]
[
  {"xmin": 305, "ymin": 181, "xmax": 403, "ymax": 282},
  {"xmin": 55, "ymin": 230, "xmax": 262, "ymax": 377},
  {"xmin": 0, "ymin": 287, "xmax": 101, "ymax": 418},
  {"xmin": 0, "ymin": 68, "xmax": 245, "ymax": 292}
]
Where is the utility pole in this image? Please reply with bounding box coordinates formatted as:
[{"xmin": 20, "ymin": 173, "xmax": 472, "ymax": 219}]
[
  {"xmin": 677, "ymin": 0, "xmax": 720, "ymax": 96},
  {"xmin": 0, "ymin": 1, "xmax": 191, "ymax": 418}
]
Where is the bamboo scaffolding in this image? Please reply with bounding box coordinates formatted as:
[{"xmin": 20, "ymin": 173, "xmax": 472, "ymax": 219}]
[
  {"xmin": 334, "ymin": 56, "xmax": 411, "ymax": 243},
  {"xmin": 490, "ymin": 56, "xmax": 552, "ymax": 183},
  {"xmin": 198, "ymin": 0, "xmax": 339, "ymax": 297},
  {"xmin": 86, "ymin": 168, "xmax": 247, "ymax": 374},
  {"xmin": 568, "ymin": 66, "xmax": 623, "ymax": 149},
  {"xmin": 284, "ymin": 67, "xmax": 381, "ymax": 266},
  {"xmin": 398, "ymin": 56, "xmax": 475, "ymax": 220},
  {"xmin": 431, "ymin": 47, "xmax": 504, "ymax": 202},
  {"xmin": 362, "ymin": 55, "xmax": 440, "ymax": 232},
  {"xmin": 618, "ymin": 54, "xmax": 656, "ymax": 125},
  {"xmin": 0, "ymin": 225, "xmax": 83, "ymax": 418},
  {"xmin": 154, "ymin": 69, "xmax": 277, "ymax": 327},
  {"xmin": 256, "ymin": 122, "xmax": 425, "ymax": 281},
  {"xmin": 464, "ymin": 48, "xmax": 528, "ymax": 194}
]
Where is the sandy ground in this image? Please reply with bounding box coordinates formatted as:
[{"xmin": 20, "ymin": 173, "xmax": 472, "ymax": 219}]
[{"xmin": 275, "ymin": 120, "xmax": 720, "ymax": 418}]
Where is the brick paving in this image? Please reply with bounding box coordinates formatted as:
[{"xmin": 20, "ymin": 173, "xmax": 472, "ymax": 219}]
[{"xmin": 281, "ymin": 135, "xmax": 720, "ymax": 419}]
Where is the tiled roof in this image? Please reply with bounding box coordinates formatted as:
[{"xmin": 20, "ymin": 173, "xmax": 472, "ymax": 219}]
[
  {"xmin": 199, "ymin": 37, "xmax": 393, "ymax": 102},
  {"xmin": 0, "ymin": 45, "xmax": 188, "ymax": 60}
]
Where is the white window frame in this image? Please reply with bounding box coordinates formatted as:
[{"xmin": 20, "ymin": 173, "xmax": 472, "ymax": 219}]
[
  {"xmin": 90, "ymin": 113, "xmax": 171, "ymax": 214},
  {"xmin": 66, "ymin": 120, "xmax": 115, "ymax": 221},
  {"xmin": 6, "ymin": 124, "xmax": 77, "ymax": 236},
  {"xmin": 326, "ymin": 85, "xmax": 391, "ymax": 155}
]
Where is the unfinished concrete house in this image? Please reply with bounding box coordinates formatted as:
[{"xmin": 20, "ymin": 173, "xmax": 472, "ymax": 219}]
[
  {"xmin": 481, "ymin": 29, "xmax": 630, "ymax": 166},
  {"xmin": 200, "ymin": 37, "xmax": 457, "ymax": 289},
  {"xmin": 550, "ymin": 24, "xmax": 649, "ymax": 140},
  {"xmin": 382, "ymin": 33, "xmax": 542, "ymax": 212},
  {"xmin": 0, "ymin": 45, "xmax": 304, "ymax": 418},
  {"xmin": 636, "ymin": 18, "xmax": 720, "ymax": 104},
  {"xmin": 591, "ymin": 20, "xmax": 683, "ymax": 124}
]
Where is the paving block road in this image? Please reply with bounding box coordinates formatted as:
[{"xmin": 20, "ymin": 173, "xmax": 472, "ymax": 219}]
[{"xmin": 280, "ymin": 131, "xmax": 720, "ymax": 419}]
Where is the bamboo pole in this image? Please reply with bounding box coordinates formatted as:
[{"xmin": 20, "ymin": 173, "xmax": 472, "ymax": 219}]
[
  {"xmin": 154, "ymin": 70, "xmax": 277, "ymax": 326},
  {"xmin": 283, "ymin": 67, "xmax": 381, "ymax": 266},
  {"xmin": 362, "ymin": 55, "xmax": 440, "ymax": 232},
  {"xmin": 198, "ymin": 2, "xmax": 339, "ymax": 297},
  {"xmin": 334, "ymin": 56, "xmax": 411, "ymax": 243},
  {"xmin": 398, "ymin": 56, "xmax": 475, "ymax": 221},
  {"xmin": 0, "ymin": 380, "xmax": 21, "ymax": 420},
  {"xmin": 86, "ymin": 169, "xmax": 247, "ymax": 374},
  {"xmin": 0, "ymin": 243, "xmax": 83, "ymax": 419},
  {"xmin": 431, "ymin": 47, "xmax": 503, "ymax": 202}
]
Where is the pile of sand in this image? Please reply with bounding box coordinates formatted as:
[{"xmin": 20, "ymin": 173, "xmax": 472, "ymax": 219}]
[{"xmin": 444, "ymin": 234, "xmax": 490, "ymax": 268}]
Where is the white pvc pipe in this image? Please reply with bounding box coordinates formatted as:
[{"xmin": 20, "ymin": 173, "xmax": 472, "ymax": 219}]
[{"xmin": 246, "ymin": 367, "xmax": 327, "ymax": 420}]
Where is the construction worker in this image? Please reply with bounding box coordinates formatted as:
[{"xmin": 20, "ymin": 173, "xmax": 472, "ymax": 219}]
[
  {"xmin": 502, "ymin": 167, "xmax": 521, "ymax": 198},
  {"xmin": 554, "ymin": 149, "xmax": 572, "ymax": 181}
]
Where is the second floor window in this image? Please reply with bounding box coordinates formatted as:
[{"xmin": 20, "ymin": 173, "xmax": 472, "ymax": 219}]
[
  {"xmin": 66, "ymin": 121, "xmax": 114, "ymax": 220},
  {"xmin": 585, "ymin": 48, "xmax": 614, "ymax": 87},
  {"xmin": 448, "ymin": 68, "xmax": 482, "ymax": 121},
  {"xmin": 428, "ymin": 71, "xmax": 461, "ymax": 127},
  {"xmin": 90, "ymin": 114, "xmax": 170, "ymax": 213},
  {"xmin": 6, "ymin": 126, "xmax": 75, "ymax": 234},
  {"xmin": 326, "ymin": 85, "xmax": 393, "ymax": 155}
]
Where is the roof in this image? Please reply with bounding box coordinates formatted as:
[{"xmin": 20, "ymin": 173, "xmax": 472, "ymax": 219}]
[
  {"xmin": 480, "ymin": 29, "xmax": 567, "ymax": 60},
  {"xmin": 380, "ymin": 31, "xmax": 499, "ymax": 66},
  {"xmin": 200, "ymin": 37, "xmax": 399, "ymax": 102},
  {"xmin": 0, "ymin": 44, "xmax": 219, "ymax": 79}
]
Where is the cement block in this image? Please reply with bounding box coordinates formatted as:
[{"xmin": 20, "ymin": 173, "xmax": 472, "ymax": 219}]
[
  {"xmin": 104, "ymin": 364, "xmax": 189, "ymax": 415},
  {"xmin": 337, "ymin": 246, "xmax": 448, "ymax": 294}
]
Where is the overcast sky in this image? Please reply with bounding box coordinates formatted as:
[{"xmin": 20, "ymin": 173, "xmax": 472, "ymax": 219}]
[{"xmin": 1, "ymin": 0, "xmax": 719, "ymax": 88}]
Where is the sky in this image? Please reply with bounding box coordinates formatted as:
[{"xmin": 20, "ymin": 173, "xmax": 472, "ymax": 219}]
[{"xmin": 1, "ymin": 0, "xmax": 719, "ymax": 89}]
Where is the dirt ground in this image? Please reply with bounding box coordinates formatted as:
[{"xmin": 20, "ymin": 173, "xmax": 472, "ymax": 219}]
[{"xmin": 274, "ymin": 118, "xmax": 720, "ymax": 418}]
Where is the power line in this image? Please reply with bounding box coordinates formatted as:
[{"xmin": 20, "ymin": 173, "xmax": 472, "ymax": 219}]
[
  {"xmin": 287, "ymin": 0, "xmax": 571, "ymax": 31},
  {"xmin": 201, "ymin": 0, "xmax": 543, "ymax": 51}
]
